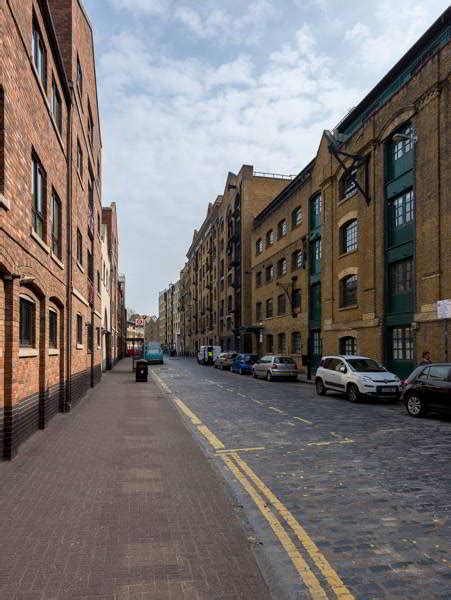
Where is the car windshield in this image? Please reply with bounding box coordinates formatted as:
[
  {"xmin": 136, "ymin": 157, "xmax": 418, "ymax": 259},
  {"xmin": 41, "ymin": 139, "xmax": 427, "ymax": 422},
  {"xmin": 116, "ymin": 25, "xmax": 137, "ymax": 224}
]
[
  {"xmin": 275, "ymin": 357, "xmax": 295, "ymax": 364},
  {"xmin": 346, "ymin": 358, "xmax": 386, "ymax": 372}
]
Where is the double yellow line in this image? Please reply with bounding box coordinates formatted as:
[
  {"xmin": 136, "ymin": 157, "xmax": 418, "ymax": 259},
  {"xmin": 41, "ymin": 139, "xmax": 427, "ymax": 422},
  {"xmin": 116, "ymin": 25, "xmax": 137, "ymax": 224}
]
[{"xmin": 152, "ymin": 372, "xmax": 355, "ymax": 600}]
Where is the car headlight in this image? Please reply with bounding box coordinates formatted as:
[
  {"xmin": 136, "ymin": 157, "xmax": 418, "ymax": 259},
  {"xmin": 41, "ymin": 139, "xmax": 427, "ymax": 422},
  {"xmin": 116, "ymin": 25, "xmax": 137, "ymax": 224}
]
[{"xmin": 362, "ymin": 376, "xmax": 373, "ymax": 383}]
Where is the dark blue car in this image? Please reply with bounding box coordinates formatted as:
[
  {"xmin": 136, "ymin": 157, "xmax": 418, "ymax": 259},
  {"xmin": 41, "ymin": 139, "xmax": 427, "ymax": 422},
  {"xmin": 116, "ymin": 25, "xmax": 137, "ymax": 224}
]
[{"xmin": 230, "ymin": 353, "xmax": 259, "ymax": 375}]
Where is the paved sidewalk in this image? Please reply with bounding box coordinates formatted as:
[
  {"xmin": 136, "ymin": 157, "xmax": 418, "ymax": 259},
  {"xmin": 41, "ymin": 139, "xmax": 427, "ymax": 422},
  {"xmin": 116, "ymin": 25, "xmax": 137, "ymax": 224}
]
[{"xmin": 0, "ymin": 360, "xmax": 271, "ymax": 600}]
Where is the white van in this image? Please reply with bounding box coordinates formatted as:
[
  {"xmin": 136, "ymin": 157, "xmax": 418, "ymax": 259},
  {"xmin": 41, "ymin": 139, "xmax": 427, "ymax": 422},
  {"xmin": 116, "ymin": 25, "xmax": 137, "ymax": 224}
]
[{"xmin": 197, "ymin": 346, "xmax": 222, "ymax": 366}]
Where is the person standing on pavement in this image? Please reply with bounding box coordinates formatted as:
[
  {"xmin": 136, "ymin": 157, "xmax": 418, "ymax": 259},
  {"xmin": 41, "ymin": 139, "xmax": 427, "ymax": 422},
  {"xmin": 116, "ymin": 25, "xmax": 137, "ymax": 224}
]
[{"xmin": 418, "ymin": 351, "xmax": 432, "ymax": 366}]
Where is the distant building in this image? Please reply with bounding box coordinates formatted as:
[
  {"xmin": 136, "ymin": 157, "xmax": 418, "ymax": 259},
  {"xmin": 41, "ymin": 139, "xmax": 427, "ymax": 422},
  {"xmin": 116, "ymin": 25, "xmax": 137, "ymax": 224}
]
[{"xmin": 144, "ymin": 316, "xmax": 160, "ymax": 343}]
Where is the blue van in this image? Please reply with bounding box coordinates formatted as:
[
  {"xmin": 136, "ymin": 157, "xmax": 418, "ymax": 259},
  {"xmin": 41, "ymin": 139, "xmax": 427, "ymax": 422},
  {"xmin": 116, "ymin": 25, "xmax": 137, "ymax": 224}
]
[{"xmin": 144, "ymin": 342, "xmax": 164, "ymax": 365}]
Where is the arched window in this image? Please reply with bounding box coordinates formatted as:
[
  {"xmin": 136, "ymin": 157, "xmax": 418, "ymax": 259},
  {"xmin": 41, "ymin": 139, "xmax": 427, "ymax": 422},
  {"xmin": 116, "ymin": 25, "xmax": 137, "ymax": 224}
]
[
  {"xmin": 340, "ymin": 336, "xmax": 356, "ymax": 355},
  {"xmin": 49, "ymin": 308, "xmax": 58, "ymax": 349},
  {"xmin": 20, "ymin": 296, "xmax": 36, "ymax": 348},
  {"xmin": 266, "ymin": 334, "xmax": 274, "ymax": 353},
  {"xmin": 277, "ymin": 219, "xmax": 288, "ymax": 239},
  {"xmin": 340, "ymin": 274, "xmax": 357, "ymax": 307},
  {"xmin": 340, "ymin": 219, "xmax": 358, "ymax": 254},
  {"xmin": 292, "ymin": 332, "xmax": 301, "ymax": 354},
  {"xmin": 277, "ymin": 257, "xmax": 287, "ymax": 277},
  {"xmin": 292, "ymin": 206, "xmax": 302, "ymax": 228},
  {"xmin": 266, "ymin": 229, "xmax": 274, "ymax": 247}
]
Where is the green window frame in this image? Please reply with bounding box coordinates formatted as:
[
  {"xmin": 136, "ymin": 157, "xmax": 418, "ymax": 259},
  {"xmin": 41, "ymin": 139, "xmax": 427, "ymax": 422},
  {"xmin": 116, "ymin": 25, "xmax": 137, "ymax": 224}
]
[
  {"xmin": 340, "ymin": 336, "xmax": 356, "ymax": 355},
  {"xmin": 20, "ymin": 297, "xmax": 36, "ymax": 348},
  {"xmin": 390, "ymin": 258, "xmax": 413, "ymax": 294},
  {"xmin": 391, "ymin": 326, "xmax": 413, "ymax": 360}
]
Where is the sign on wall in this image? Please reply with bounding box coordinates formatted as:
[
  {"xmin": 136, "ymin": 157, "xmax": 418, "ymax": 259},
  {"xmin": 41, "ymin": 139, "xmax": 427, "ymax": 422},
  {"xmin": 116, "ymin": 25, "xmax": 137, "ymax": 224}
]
[{"xmin": 437, "ymin": 300, "xmax": 451, "ymax": 320}]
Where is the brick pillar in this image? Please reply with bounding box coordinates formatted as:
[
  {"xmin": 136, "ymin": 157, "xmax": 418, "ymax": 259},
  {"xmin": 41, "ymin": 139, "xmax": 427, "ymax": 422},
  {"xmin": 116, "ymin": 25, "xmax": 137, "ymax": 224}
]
[
  {"xmin": 4, "ymin": 276, "xmax": 19, "ymax": 460},
  {"xmin": 38, "ymin": 296, "xmax": 48, "ymax": 429}
]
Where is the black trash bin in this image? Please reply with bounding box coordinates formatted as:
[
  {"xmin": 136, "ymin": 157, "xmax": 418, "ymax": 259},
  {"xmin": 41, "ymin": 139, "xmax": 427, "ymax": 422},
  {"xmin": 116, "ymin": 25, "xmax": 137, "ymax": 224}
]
[{"xmin": 136, "ymin": 360, "xmax": 148, "ymax": 382}]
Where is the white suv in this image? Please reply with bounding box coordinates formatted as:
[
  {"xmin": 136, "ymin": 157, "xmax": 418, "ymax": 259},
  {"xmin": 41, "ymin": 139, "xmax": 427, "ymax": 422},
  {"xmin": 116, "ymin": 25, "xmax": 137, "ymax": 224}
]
[{"xmin": 315, "ymin": 355, "xmax": 401, "ymax": 402}]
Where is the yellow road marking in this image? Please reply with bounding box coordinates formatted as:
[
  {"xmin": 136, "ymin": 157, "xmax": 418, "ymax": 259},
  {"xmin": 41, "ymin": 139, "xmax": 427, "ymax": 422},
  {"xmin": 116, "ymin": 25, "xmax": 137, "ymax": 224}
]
[
  {"xmin": 232, "ymin": 452, "xmax": 356, "ymax": 600},
  {"xmin": 269, "ymin": 406, "xmax": 284, "ymax": 413},
  {"xmin": 197, "ymin": 425, "xmax": 225, "ymax": 450},
  {"xmin": 222, "ymin": 454, "xmax": 327, "ymax": 600},
  {"xmin": 173, "ymin": 398, "xmax": 202, "ymax": 425},
  {"xmin": 294, "ymin": 416, "xmax": 313, "ymax": 425},
  {"xmin": 216, "ymin": 446, "xmax": 265, "ymax": 454}
]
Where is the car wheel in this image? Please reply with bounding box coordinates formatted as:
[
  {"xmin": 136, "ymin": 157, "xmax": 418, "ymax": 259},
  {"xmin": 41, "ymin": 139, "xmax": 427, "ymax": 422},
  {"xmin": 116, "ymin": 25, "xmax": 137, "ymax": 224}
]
[
  {"xmin": 315, "ymin": 378, "xmax": 326, "ymax": 395},
  {"xmin": 405, "ymin": 393, "xmax": 427, "ymax": 417},
  {"xmin": 347, "ymin": 383, "xmax": 360, "ymax": 403},
  {"xmin": 266, "ymin": 371, "xmax": 273, "ymax": 382}
]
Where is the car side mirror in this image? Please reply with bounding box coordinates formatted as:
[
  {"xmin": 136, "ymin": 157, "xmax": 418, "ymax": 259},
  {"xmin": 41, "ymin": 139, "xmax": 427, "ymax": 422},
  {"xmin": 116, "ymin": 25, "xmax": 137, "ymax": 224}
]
[{"xmin": 340, "ymin": 366, "xmax": 347, "ymax": 373}]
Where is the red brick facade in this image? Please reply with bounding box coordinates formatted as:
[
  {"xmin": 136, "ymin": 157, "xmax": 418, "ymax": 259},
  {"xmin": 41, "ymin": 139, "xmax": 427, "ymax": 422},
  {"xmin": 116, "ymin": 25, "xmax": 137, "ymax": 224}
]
[{"xmin": 0, "ymin": 0, "xmax": 119, "ymax": 459}]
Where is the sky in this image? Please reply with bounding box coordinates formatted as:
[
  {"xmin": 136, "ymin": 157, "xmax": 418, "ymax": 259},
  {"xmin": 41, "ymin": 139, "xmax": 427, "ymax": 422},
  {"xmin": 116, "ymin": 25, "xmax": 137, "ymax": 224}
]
[{"xmin": 83, "ymin": 0, "xmax": 448, "ymax": 315}]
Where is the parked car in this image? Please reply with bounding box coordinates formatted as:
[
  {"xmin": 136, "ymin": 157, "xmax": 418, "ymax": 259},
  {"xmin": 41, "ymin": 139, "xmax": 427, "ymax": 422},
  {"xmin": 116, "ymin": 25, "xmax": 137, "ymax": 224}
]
[
  {"xmin": 252, "ymin": 356, "xmax": 298, "ymax": 381},
  {"xmin": 197, "ymin": 345, "xmax": 222, "ymax": 366},
  {"xmin": 144, "ymin": 342, "xmax": 164, "ymax": 365},
  {"xmin": 214, "ymin": 352, "xmax": 239, "ymax": 370},
  {"xmin": 402, "ymin": 363, "xmax": 451, "ymax": 417},
  {"xmin": 230, "ymin": 354, "xmax": 258, "ymax": 375},
  {"xmin": 315, "ymin": 355, "xmax": 401, "ymax": 402}
]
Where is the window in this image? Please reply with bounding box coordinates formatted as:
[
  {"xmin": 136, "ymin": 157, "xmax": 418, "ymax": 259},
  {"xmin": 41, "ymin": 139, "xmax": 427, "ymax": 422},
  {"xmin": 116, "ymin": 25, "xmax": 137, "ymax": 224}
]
[
  {"xmin": 340, "ymin": 336, "xmax": 356, "ymax": 355},
  {"xmin": 266, "ymin": 298, "xmax": 273, "ymax": 318},
  {"xmin": 310, "ymin": 239, "xmax": 321, "ymax": 274},
  {"xmin": 49, "ymin": 309, "xmax": 58, "ymax": 349},
  {"xmin": 97, "ymin": 270, "xmax": 101, "ymax": 292},
  {"xmin": 51, "ymin": 78, "xmax": 63, "ymax": 133},
  {"xmin": 391, "ymin": 259, "xmax": 413, "ymax": 294},
  {"xmin": 340, "ymin": 274, "xmax": 357, "ymax": 307},
  {"xmin": 277, "ymin": 258, "xmax": 287, "ymax": 277},
  {"xmin": 265, "ymin": 265, "xmax": 273, "ymax": 282},
  {"xmin": 428, "ymin": 366, "xmax": 449, "ymax": 381},
  {"xmin": 256, "ymin": 271, "xmax": 262, "ymax": 288},
  {"xmin": 227, "ymin": 295, "xmax": 232, "ymax": 313},
  {"xmin": 292, "ymin": 250, "xmax": 303, "ymax": 270},
  {"xmin": 256, "ymin": 238, "xmax": 263, "ymax": 254},
  {"xmin": 391, "ymin": 190, "xmax": 414, "ymax": 228},
  {"xmin": 96, "ymin": 327, "xmax": 101, "ymax": 348},
  {"xmin": 76, "ymin": 228, "xmax": 83, "ymax": 265},
  {"xmin": 256, "ymin": 302, "xmax": 262, "ymax": 321},
  {"xmin": 277, "ymin": 219, "xmax": 288, "ymax": 239},
  {"xmin": 312, "ymin": 330, "xmax": 322, "ymax": 355},
  {"xmin": 51, "ymin": 191, "xmax": 62, "ymax": 258},
  {"xmin": 76, "ymin": 57, "xmax": 83, "ymax": 98},
  {"xmin": 266, "ymin": 334, "xmax": 274, "ymax": 353},
  {"xmin": 342, "ymin": 167, "xmax": 358, "ymax": 199},
  {"xmin": 292, "ymin": 332, "xmax": 301, "ymax": 354},
  {"xmin": 292, "ymin": 206, "xmax": 302, "ymax": 228},
  {"xmin": 277, "ymin": 294, "xmax": 286, "ymax": 316},
  {"xmin": 341, "ymin": 220, "xmax": 358, "ymax": 254},
  {"xmin": 310, "ymin": 194, "xmax": 321, "ymax": 230},
  {"xmin": 32, "ymin": 20, "xmax": 46, "ymax": 88},
  {"xmin": 32, "ymin": 154, "xmax": 45, "ymax": 240},
  {"xmin": 292, "ymin": 289, "xmax": 301, "ymax": 312},
  {"xmin": 393, "ymin": 125, "xmax": 413, "ymax": 160},
  {"xmin": 87, "ymin": 322, "xmax": 93, "ymax": 353},
  {"xmin": 77, "ymin": 141, "xmax": 83, "ymax": 178},
  {"xmin": 391, "ymin": 326, "xmax": 413, "ymax": 360},
  {"xmin": 20, "ymin": 297, "xmax": 36, "ymax": 348},
  {"xmin": 266, "ymin": 229, "xmax": 274, "ymax": 247},
  {"xmin": 87, "ymin": 102, "xmax": 94, "ymax": 146},
  {"xmin": 278, "ymin": 333, "xmax": 287, "ymax": 353}
]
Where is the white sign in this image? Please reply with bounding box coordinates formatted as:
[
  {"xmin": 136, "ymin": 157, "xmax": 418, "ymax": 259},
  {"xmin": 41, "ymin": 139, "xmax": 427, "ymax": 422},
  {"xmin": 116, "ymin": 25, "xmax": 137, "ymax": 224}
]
[
  {"xmin": 437, "ymin": 299, "xmax": 451, "ymax": 319},
  {"xmin": 135, "ymin": 318, "xmax": 144, "ymax": 326}
]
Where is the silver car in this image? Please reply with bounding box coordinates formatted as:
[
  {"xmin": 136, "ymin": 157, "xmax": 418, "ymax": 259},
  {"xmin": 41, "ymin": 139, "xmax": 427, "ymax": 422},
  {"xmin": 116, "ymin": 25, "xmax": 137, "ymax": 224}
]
[{"xmin": 252, "ymin": 355, "xmax": 298, "ymax": 382}]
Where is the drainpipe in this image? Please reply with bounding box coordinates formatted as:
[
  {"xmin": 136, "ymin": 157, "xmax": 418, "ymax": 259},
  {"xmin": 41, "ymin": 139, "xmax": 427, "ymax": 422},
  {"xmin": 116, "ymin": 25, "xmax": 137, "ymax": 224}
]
[{"xmin": 65, "ymin": 91, "xmax": 73, "ymax": 412}]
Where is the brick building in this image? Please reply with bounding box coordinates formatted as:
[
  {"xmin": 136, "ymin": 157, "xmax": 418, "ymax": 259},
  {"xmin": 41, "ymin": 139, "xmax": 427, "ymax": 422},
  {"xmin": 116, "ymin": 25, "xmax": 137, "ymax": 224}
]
[
  {"xmin": 0, "ymin": 0, "xmax": 122, "ymax": 459},
  {"xmin": 102, "ymin": 203, "xmax": 121, "ymax": 368},
  {"xmin": 251, "ymin": 10, "xmax": 450, "ymax": 377}
]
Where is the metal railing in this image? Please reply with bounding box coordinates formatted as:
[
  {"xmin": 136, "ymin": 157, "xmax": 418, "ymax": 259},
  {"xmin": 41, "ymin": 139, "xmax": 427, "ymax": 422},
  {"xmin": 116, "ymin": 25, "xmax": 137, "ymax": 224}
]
[{"xmin": 254, "ymin": 171, "xmax": 296, "ymax": 180}]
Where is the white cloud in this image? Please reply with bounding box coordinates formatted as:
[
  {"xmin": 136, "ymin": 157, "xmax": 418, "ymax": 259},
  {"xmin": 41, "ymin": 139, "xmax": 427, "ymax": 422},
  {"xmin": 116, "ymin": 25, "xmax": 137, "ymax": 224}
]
[{"xmin": 107, "ymin": 0, "xmax": 169, "ymax": 15}]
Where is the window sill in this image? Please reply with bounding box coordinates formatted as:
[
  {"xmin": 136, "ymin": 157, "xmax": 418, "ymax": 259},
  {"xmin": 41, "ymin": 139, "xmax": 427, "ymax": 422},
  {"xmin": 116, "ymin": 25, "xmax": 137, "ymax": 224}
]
[
  {"xmin": 51, "ymin": 252, "xmax": 64, "ymax": 270},
  {"xmin": 337, "ymin": 191, "xmax": 358, "ymax": 206},
  {"xmin": 49, "ymin": 348, "xmax": 59, "ymax": 356},
  {"xmin": 31, "ymin": 229, "xmax": 50, "ymax": 253},
  {"xmin": 0, "ymin": 193, "xmax": 10, "ymax": 210},
  {"xmin": 338, "ymin": 249, "xmax": 358, "ymax": 259},
  {"xmin": 76, "ymin": 261, "xmax": 85, "ymax": 274},
  {"xmin": 76, "ymin": 343, "xmax": 84, "ymax": 350},
  {"xmin": 338, "ymin": 304, "xmax": 359, "ymax": 311},
  {"xmin": 19, "ymin": 348, "xmax": 38, "ymax": 358}
]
